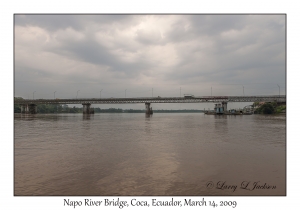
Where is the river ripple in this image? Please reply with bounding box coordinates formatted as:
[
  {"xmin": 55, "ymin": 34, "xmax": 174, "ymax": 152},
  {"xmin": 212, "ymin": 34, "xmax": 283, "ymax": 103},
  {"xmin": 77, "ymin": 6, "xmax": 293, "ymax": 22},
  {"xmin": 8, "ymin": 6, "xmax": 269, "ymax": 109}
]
[{"xmin": 14, "ymin": 113, "xmax": 286, "ymax": 195}]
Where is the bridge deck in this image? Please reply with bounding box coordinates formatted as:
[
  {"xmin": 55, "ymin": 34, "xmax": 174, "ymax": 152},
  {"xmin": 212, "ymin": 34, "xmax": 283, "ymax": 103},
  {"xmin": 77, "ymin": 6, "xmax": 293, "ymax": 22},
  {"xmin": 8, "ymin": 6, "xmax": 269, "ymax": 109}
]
[{"xmin": 14, "ymin": 95, "xmax": 286, "ymax": 104}]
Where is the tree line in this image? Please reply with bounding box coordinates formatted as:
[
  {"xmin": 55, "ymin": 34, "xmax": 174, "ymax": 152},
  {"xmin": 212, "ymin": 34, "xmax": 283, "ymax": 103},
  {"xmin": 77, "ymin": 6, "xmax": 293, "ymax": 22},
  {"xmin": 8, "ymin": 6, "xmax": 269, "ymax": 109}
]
[{"xmin": 253, "ymin": 102, "xmax": 286, "ymax": 114}]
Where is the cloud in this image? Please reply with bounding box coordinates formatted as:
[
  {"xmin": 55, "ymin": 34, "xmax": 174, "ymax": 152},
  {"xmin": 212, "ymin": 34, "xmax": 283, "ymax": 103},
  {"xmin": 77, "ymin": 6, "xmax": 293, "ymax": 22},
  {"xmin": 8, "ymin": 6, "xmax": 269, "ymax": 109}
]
[{"xmin": 14, "ymin": 14, "xmax": 285, "ymax": 108}]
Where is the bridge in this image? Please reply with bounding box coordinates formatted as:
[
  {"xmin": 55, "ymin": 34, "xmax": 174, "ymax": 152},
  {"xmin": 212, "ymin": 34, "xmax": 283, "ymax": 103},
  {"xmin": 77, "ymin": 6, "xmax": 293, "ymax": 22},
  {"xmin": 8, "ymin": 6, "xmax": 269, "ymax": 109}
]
[{"xmin": 14, "ymin": 95, "xmax": 286, "ymax": 114}]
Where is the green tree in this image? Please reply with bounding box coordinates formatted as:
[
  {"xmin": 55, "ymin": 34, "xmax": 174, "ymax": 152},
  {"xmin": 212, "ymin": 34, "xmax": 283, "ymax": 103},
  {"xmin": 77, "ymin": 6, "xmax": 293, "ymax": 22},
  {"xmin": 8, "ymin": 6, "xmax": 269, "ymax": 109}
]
[
  {"xmin": 257, "ymin": 103, "xmax": 275, "ymax": 114},
  {"xmin": 14, "ymin": 97, "xmax": 23, "ymax": 113},
  {"xmin": 14, "ymin": 104, "xmax": 21, "ymax": 113}
]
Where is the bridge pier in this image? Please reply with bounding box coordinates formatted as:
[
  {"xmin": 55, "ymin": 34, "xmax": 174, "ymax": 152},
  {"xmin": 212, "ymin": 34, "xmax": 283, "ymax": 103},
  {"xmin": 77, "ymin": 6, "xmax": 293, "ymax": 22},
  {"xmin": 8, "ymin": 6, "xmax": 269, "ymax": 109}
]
[
  {"xmin": 20, "ymin": 104, "xmax": 27, "ymax": 113},
  {"xmin": 82, "ymin": 103, "xmax": 94, "ymax": 114},
  {"xmin": 145, "ymin": 103, "xmax": 153, "ymax": 115},
  {"xmin": 20, "ymin": 104, "xmax": 37, "ymax": 114},
  {"xmin": 222, "ymin": 102, "xmax": 228, "ymax": 112}
]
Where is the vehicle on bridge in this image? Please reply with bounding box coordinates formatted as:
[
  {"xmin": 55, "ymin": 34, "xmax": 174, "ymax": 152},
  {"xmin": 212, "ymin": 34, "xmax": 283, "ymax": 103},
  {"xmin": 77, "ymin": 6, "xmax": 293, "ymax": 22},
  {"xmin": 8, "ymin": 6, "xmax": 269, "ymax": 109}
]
[{"xmin": 184, "ymin": 94, "xmax": 195, "ymax": 99}]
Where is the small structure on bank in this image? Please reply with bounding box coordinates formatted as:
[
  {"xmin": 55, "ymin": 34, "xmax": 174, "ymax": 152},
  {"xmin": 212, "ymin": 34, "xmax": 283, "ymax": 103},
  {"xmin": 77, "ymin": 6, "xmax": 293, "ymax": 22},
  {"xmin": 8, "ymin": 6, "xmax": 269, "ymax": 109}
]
[
  {"xmin": 205, "ymin": 102, "xmax": 227, "ymax": 115},
  {"xmin": 214, "ymin": 102, "xmax": 228, "ymax": 114},
  {"xmin": 204, "ymin": 101, "xmax": 252, "ymax": 115},
  {"xmin": 243, "ymin": 105, "xmax": 254, "ymax": 114}
]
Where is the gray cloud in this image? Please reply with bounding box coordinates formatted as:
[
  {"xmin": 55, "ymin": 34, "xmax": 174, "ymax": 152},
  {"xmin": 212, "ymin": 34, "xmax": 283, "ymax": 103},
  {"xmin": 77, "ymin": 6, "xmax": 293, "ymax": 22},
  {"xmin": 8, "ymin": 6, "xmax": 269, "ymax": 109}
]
[{"xmin": 15, "ymin": 14, "xmax": 134, "ymax": 32}]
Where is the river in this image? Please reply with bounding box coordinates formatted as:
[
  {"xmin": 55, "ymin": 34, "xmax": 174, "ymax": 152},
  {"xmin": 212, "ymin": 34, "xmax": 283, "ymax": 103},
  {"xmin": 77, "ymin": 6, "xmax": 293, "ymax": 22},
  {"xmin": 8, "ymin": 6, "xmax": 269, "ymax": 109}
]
[{"xmin": 14, "ymin": 113, "xmax": 286, "ymax": 195}]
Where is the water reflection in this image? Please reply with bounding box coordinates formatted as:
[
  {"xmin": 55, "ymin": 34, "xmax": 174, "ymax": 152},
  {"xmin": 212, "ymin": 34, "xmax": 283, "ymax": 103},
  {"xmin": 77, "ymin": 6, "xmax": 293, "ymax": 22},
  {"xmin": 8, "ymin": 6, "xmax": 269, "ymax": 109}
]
[
  {"xmin": 83, "ymin": 114, "xmax": 93, "ymax": 120},
  {"xmin": 214, "ymin": 115, "xmax": 228, "ymax": 134},
  {"xmin": 17, "ymin": 113, "xmax": 37, "ymax": 121},
  {"xmin": 15, "ymin": 113, "xmax": 63, "ymax": 122},
  {"xmin": 145, "ymin": 113, "xmax": 152, "ymax": 118}
]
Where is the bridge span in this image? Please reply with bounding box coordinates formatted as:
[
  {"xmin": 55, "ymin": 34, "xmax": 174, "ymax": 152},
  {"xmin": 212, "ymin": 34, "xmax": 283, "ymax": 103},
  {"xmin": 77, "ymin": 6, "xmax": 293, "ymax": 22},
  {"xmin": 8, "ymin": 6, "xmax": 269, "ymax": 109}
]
[{"xmin": 14, "ymin": 95, "xmax": 286, "ymax": 114}]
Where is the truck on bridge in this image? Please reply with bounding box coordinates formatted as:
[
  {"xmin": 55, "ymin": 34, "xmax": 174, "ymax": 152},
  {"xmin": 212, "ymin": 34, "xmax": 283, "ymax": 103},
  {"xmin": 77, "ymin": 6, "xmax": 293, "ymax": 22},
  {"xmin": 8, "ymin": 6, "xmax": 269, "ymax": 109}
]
[{"xmin": 184, "ymin": 94, "xmax": 195, "ymax": 99}]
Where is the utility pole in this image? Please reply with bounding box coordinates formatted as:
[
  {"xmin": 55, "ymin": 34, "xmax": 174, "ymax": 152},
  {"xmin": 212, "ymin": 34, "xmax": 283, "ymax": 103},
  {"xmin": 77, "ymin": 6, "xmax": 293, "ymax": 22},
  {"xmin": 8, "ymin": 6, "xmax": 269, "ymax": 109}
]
[
  {"xmin": 125, "ymin": 89, "xmax": 127, "ymax": 98},
  {"xmin": 100, "ymin": 89, "xmax": 103, "ymax": 98},
  {"xmin": 76, "ymin": 90, "xmax": 80, "ymax": 99},
  {"xmin": 180, "ymin": 87, "xmax": 181, "ymax": 110},
  {"xmin": 277, "ymin": 84, "xmax": 280, "ymax": 96},
  {"xmin": 54, "ymin": 91, "xmax": 57, "ymax": 112},
  {"xmin": 243, "ymin": 86, "xmax": 244, "ymax": 96}
]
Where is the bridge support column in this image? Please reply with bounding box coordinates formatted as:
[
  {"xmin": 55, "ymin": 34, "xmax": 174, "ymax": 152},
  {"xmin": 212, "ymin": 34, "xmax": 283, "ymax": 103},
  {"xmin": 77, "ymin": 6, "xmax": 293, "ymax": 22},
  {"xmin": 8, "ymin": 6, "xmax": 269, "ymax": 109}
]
[
  {"xmin": 21, "ymin": 104, "xmax": 37, "ymax": 114},
  {"xmin": 145, "ymin": 103, "xmax": 153, "ymax": 115},
  {"xmin": 20, "ymin": 104, "xmax": 27, "ymax": 114},
  {"xmin": 222, "ymin": 102, "xmax": 228, "ymax": 112},
  {"xmin": 82, "ymin": 103, "xmax": 94, "ymax": 114},
  {"xmin": 30, "ymin": 104, "xmax": 37, "ymax": 114}
]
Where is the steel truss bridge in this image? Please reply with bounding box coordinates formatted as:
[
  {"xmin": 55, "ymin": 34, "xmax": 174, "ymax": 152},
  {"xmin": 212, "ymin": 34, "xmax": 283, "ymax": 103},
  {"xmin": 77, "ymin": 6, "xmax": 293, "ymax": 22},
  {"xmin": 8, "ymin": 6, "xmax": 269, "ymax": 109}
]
[{"xmin": 14, "ymin": 95, "xmax": 286, "ymax": 105}]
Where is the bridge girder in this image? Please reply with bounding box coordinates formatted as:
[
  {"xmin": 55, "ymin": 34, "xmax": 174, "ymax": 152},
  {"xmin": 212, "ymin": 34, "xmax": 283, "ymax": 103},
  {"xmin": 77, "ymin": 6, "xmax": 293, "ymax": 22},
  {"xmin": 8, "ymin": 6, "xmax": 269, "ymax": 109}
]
[{"xmin": 14, "ymin": 95, "xmax": 286, "ymax": 105}]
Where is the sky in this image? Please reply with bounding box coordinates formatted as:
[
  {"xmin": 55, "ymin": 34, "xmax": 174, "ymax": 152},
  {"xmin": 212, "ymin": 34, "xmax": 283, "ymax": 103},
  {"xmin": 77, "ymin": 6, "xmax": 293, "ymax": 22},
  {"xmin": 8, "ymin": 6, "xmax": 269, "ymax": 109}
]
[{"xmin": 14, "ymin": 14, "xmax": 286, "ymax": 109}]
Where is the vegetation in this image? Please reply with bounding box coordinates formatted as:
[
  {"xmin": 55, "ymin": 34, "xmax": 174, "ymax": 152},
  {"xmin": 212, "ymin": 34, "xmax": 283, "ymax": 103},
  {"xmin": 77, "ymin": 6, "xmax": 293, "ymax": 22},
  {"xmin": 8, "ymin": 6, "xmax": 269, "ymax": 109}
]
[
  {"xmin": 254, "ymin": 102, "xmax": 286, "ymax": 114},
  {"xmin": 149, "ymin": 109, "xmax": 204, "ymax": 113},
  {"xmin": 14, "ymin": 97, "xmax": 81, "ymax": 113},
  {"xmin": 14, "ymin": 103, "xmax": 83, "ymax": 113},
  {"xmin": 124, "ymin": 109, "xmax": 144, "ymax": 113},
  {"xmin": 94, "ymin": 108, "xmax": 122, "ymax": 113},
  {"xmin": 253, "ymin": 102, "xmax": 260, "ymax": 107},
  {"xmin": 122, "ymin": 109, "xmax": 204, "ymax": 113},
  {"xmin": 14, "ymin": 97, "xmax": 23, "ymax": 113},
  {"xmin": 257, "ymin": 103, "xmax": 275, "ymax": 114},
  {"xmin": 275, "ymin": 105, "xmax": 286, "ymax": 113},
  {"xmin": 14, "ymin": 97, "xmax": 24, "ymax": 100},
  {"xmin": 14, "ymin": 104, "xmax": 21, "ymax": 113}
]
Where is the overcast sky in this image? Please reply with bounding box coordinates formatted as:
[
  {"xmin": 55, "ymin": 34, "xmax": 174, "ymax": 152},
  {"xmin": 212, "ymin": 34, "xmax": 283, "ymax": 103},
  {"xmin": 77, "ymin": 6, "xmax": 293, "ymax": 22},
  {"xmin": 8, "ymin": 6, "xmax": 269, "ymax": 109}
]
[{"xmin": 14, "ymin": 14, "xmax": 285, "ymax": 109}]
